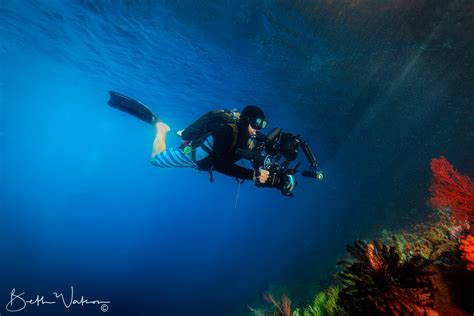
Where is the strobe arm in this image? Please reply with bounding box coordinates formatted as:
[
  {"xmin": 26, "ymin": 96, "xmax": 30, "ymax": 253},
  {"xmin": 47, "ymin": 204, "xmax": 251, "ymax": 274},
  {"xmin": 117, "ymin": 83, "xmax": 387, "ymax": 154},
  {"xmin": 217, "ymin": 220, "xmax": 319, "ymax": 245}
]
[
  {"xmin": 299, "ymin": 139, "xmax": 324, "ymax": 181},
  {"xmin": 300, "ymin": 139, "xmax": 318, "ymax": 169}
]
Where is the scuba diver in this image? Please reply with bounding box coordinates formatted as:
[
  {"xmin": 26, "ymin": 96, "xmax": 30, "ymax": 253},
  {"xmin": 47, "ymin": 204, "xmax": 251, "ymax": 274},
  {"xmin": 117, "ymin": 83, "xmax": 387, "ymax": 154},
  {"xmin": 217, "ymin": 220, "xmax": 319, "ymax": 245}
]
[
  {"xmin": 108, "ymin": 91, "xmax": 270, "ymax": 184},
  {"xmin": 151, "ymin": 105, "xmax": 270, "ymax": 184},
  {"xmin": 107, "ymin": 91, "xmax": 323, "ymax": 196}
]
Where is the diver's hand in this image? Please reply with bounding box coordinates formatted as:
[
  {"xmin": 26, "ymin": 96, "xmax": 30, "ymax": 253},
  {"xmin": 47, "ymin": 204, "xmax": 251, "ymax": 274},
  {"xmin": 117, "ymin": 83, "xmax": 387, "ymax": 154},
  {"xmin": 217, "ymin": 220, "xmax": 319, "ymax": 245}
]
[{"xmin": 257, "ymin": 168, "xmax": 270, "ymax": 184}]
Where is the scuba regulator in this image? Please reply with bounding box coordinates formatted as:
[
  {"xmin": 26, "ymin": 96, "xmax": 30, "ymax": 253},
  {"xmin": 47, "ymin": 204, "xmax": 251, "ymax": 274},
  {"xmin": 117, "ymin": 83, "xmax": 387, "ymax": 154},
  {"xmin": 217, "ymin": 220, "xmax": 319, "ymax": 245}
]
[{"xmin": 236, "ymin": 127, "xmax": 323, "ymax": 197}]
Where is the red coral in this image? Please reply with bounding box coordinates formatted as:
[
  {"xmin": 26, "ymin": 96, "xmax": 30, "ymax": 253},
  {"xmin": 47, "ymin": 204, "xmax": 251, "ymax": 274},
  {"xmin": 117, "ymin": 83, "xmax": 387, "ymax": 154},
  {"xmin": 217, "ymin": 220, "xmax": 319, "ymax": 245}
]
[
  {"xmin": 429, "ymin": 156, "xmax": 474, "ymax": 223},
  {"xmin": 459, "ymin": 235, "xmax": 474, "ymax": 271}
]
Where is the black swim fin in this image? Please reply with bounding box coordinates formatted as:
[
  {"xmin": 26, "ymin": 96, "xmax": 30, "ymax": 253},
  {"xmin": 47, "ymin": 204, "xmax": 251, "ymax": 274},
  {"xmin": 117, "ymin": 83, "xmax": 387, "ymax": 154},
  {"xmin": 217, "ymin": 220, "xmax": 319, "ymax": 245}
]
[{"xmin": 107, "ymin": 91, "xmax": 161, "ymax": 125}]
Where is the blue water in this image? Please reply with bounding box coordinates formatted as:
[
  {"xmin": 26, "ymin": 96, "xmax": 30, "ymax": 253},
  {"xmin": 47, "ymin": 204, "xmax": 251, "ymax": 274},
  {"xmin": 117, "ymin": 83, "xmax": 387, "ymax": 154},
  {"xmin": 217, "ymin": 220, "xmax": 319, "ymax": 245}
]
[{"xmin": 1, "ymin": 1, "xmax": 473, "ymax": 315}]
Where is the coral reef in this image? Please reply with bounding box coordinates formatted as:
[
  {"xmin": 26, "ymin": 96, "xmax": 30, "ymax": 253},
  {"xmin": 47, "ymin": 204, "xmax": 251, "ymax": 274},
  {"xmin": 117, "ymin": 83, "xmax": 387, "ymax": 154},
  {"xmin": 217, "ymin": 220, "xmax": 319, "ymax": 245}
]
[
  {"xmin": 337, "ymin": 240, "xmax": 436, "ymax": 315},
  {"xmin": 250, "ymin": 157, "xmax": 473, "ymax": 315},
  {"xmin": 429, "ymin": 156, "xmax": 474, "ymax": 227},
  {"xmin": 379, "ymin": 208, "xmax": 464, "ymax": 262}
]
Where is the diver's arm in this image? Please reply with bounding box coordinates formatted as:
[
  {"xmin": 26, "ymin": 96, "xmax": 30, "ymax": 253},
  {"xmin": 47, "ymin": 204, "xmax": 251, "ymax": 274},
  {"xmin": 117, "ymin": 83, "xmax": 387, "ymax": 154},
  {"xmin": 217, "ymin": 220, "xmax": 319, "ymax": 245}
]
[
  {"xmin": 196, "ymin": 125, "xmax": 256, "ymax": 180},
  {"xmin": 213, "ymin": 162, "xmax": 255, "ymax": 180},
  {"xmin": 196, "ymin": 125, "xmax": 234, "ymax": 170}
]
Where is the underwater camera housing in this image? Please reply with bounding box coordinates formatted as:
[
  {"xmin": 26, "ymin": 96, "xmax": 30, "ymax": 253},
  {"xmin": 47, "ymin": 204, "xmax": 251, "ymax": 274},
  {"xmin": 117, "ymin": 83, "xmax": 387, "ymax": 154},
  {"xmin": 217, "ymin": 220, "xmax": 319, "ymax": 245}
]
[{"xmin": 236, "ymin": 127, "xmax": 323, "ymax": 197}]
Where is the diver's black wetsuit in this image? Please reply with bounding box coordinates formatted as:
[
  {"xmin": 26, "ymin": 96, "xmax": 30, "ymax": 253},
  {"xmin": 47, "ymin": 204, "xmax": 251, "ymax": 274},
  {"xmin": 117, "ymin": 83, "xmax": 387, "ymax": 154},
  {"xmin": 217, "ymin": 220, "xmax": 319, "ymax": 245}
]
[{"xmin": 196, "ymin": 124, "xmax": 254, "ymax": 180}]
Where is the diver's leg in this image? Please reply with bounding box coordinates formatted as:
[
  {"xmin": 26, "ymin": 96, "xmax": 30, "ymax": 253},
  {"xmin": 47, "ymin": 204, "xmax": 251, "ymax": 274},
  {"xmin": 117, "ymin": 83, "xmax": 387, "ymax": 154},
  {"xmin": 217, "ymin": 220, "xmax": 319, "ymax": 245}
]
[
  {"xmin": 151, "ymin": 121, "xmax": 171, "ymax": 159},
  {"xmin": 151, "ymin": 146, "xmax": 196, "ymax": 168}
]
